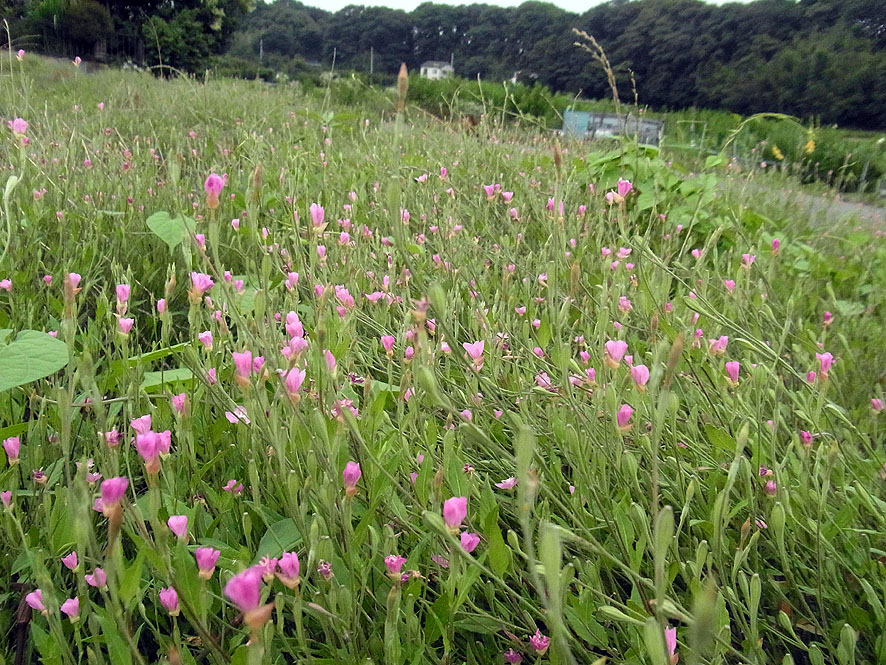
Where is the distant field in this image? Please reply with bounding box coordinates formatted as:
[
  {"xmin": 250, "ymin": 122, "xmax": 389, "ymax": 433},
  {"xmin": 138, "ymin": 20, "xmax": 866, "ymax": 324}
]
[{"xmin": 1, "ymin": 58, "xmax": 885, "ymax": 665}]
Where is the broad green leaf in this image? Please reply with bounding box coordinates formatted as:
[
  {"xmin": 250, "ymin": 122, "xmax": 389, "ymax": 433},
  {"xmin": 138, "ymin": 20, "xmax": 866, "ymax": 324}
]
[
  {"xmin": 704, "ymin": 425, "xmax": 735, "ymax": 454},
  {"xmin": 0, "ymin": 422, "xmax": 28, "ymax": 440},
  {"xmin": 119, "ymin": 551, "xmax": 145, "ymax": 606},
  {"xmin": 29, "ymin": 622, "xmax": 62, "ymax": 665},
  {"xmin": 252, "ymin": 518, "xmax": 302, "ymax": 563},
  {"xmin": 94, "ymin": 606, "xmax": 134, "ymax": 665},
  {"xmin": 145, "ymin": 211, "xmax": 196, "ymax": 252},
  {"xmin": 484, "ymin": 504, "xmax": 512, "ymax": 577},
  {"xmin": 128, "ymin": 342, "xmax": 191, "ymax": 367},
  {"xmin": 173, "ymin": 542, "xmax": 205, "ymax": 622},
  {"xmin": 140, "ymin": 367, "xmax": 194, "ymax": 392},
  {"xmin": 0, "ymin": 330, "xmax": 69, "ymax": 392}
]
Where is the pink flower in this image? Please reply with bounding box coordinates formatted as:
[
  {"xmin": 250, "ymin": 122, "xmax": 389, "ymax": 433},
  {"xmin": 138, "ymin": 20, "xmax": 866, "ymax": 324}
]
[
  {"xmin": 443, "ymin": 496, "xmax": 467, "ymax": 529},
  {"xmin": 8, "ymin": 118, "xmax": 28, "ymax": 135},
  {"xmin": 529, "ymin": 629, "xmax": 550, "ymax": 654},
  {"xmin": 741, "ymin": 253, "xmax": 756, "ymax": 268},
  {"xmin": 816, "ymin": 352, "xmax": 833, "ymax": 378},
  {"xmin": 504, "ymin": 648, "xmax": 523, "ymax": 664},
  {"xmin": 195, "ymin": 547, "xmax": 221, "ymax": 580},
  {"xmin": 85, "ymin": 568, "xmax": 107, "ymax": 588},
  {"xmin": 604, "ymin": 340, "xmax": 628, "ymax": 368},
  {"xmin": 324, "ymin": 349, "xmax": 336, "ymax": 372},
  {"xmin": 225, "ymin": 406, "xmax": 250, "ymax": 424},
  {"xmin": 277, "ymin": 552, "xmax": 300, "ymax": 588},
  {"xmin": 65, "ymin": 272, "xmax": 82, "ymax": 294},
  {"xmin": 172, "ymin": 393, "xmax": 188, "ymax": 414},
  {"xmin": 0, "ymin": 491, "xmax": 11, "ymax": 508},
  {"xmin": 282, "ymin": 368, "xmax": 306, "ymax": 399},
  {"xmin": 0, "ymin": 279, "xmax": 11, "ymax": 291},
  {"xmin": 618, "ymin": 296, "xmax": 632, "ymax": 313},
  {"xmin": 725, "ymin": 361, "xmax": 740, "ymax": 385},
  {"xmin": 771, "ymin": 238, "xmax": 780, "ymax": 254},
  {"xmin": 135, "ymin": 431, "xmax": 163, "ymax": 473},
  {"xmin": 168, "ymin": 515, "xmax": 188, "ymax": 540},
  {"xmin": 665, "ymin": 625, "xmax": 677, "ymax": 662},
  {"xmin": 495, "ymin": 477, "xmax": 518, "ymax": 490},
  {"xmin": 483, "ymin": 184, "xmax": 496, "ymax": 199},
  {"xmin": 60, "ymin": 597, "xmax": 80, "ymax": 621},
  {"xmin": 115, "ymin": 283, "xmax": 130, "ymax": 306},
  {"xmin": 224, "ymin": 567, "xmax": 263, "ymax": 613},
  {"xmin": 381, "ymin": 335, "xmax": 395, "ymax": 354},
  {"xmin": 723, "ymin": 279, "xmax": 735, "ymax": 292},
  {"xmin": 25, "ymin": 590, "xmax": 45, "ymax": 613},
  {"xmin": 617, "ymin": 179, "xmax": 633, "ymax": 197},
  {"xmin": 631, "ymin": 364, "xmax": 650, "ymax": 390},
  {"xmin": 159, "ymin": 587, "xmax": 179, "ymax": 616},
  {"xmin": 460, "ymin": 409, "xmax": 473, "ymax": 421},
  {"xmin": 16, "ymin": 49, "xmax": 24, "ymax": 61},
  {"xmin": 232, "ymin": 350, "xmax": 252, "ymax": 385},
  {"xmin": 708, "ymin": 336, "xmax": 728, "ymax": 355},
  {"xmin": 3, "ymin": 437, "xmax": 20, "ymax": 464},
  {"xmin": 616, "ymin": 404, "xmax": 634, "ymax": 431},
  {"xmin": 822, "ymin": 311, "xmax": 833, "ymax": 326},
  {"xmin": 463, "ymin": 340, "xmax": 484, "ymax": 369},
  {"xmin": 157, "ymin": 298, "xmax": 166, "ymax": 314},
  {"xmin": 100, "ymin": 476, "xmax": 128, "ymax": 514},
  {"xmin": 310, "ymin": 203, "xmax": 325, "ymax": 227},
  {"xmin": 460, "ymin": 532, "xmax": 480, "ymax": 553},
  {"xmin": 872, "ymin": 398, "xmax": 884, "ymax": 412},
  {"xmin": 204, "ymin": 173, "xmax": 225, "ymax": 209},
  {"xmin": 61, "ymin": 552, "xmax": 78, "ymax": 570},
  {"xmin": 118, "ymin": 317, "xmax": 134, "ymax": 334},
  {"xmin": 198, "ymin": 331, "xmax": 213, "ymax": 348},
  {"xmin": 190, "ymin": 272, "xmax": 214, "ymax": 295},
  {"xmin": 131, "ymin": 414, "xmax": 152, "ymax": 434},
  {"xmin": 764, "ymin": 479, "xmax": 777, "ymax": 496},
  {"xmin": 343, "ymin": 461, "xmax": 361, "ymax": 496},
  {"xmin": 800, "ymin": 430, "xmax": 813, "ymax": 445},
  {"xmin": 223, "ymin": 479, "xmax": 244, "ymax": 494},
  {"xmin": 385, "ymin": 554, "xmax": 407, "ymax": 576}
]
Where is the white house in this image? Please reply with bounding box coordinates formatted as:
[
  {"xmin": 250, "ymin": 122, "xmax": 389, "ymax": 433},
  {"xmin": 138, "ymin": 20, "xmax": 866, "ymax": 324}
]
[{"xmin": 420, "ymin": 61, "xmax": 454, "ymax": 80}]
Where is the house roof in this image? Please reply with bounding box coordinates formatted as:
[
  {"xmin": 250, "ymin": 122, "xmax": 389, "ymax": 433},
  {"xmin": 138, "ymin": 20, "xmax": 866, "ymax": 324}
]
[{"xmin": 420, "ymin": 61, "xmax": 453, "ymax": 69}]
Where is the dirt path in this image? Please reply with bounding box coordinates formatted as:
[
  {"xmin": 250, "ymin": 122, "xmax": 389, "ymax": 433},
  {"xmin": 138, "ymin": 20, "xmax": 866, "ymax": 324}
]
[{"xmin": 723, "ymin": 178, "xmax": 886, "ymax": 231}]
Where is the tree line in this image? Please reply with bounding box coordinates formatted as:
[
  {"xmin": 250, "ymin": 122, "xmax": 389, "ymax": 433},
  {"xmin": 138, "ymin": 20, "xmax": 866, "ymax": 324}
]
[{"xmin": 3, "ymin": 0, "xmax": 885, "ymax": 129}]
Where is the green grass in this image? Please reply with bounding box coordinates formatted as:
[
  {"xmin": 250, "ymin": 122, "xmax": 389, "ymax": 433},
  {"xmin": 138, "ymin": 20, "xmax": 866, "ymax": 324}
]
[{"xmin": 1, "ymin": 57, "xmax": 885, "ymax": 665}]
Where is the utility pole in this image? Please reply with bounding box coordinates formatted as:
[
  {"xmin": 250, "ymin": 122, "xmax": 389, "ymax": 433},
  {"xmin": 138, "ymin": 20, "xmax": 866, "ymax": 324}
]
[
  {"xmin": 370, "ymin": 46, "xmax": 374, "ymax": 76},
  {"xmin": 259, "ymin": 38, "xmax": 263, "ymax": 61}
]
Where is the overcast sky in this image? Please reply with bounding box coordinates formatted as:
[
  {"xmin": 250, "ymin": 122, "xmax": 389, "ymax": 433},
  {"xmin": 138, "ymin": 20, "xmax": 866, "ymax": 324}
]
[{"xmin": 292, "ymin": 0, "xmax": 752, "ymax": 14}]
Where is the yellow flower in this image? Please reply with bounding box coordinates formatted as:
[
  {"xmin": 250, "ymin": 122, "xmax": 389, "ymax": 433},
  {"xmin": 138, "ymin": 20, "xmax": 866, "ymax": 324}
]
[
  {"xmin": 805, "ymin": 139, "xmax": 815, "ymax": 154},
  {"xmin": 772, "ymin": 145, "xmax": 784, "ymax": 160}
]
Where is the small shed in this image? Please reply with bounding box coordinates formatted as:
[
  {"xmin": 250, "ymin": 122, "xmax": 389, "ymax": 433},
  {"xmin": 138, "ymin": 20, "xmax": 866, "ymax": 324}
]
[
  {"xmin": 420, "ymin": 61, "xmax": 454, "ymax": 80},
  {"xmin": 562, "ymin": 110, "xmax": 663, "ymax": 145}
]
